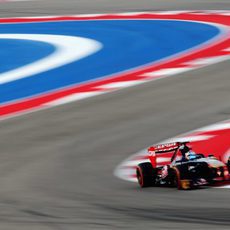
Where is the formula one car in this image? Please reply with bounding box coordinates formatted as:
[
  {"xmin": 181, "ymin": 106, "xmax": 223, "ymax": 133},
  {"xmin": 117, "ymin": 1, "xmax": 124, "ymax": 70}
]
[{"xmin": 136, "ymin": 142, "xmax": 230, "ymax": 190}]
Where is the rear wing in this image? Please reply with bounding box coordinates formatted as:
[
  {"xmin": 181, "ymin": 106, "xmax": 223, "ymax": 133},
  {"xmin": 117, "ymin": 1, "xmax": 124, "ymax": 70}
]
[
  {"xmin": 148, "ymin": 142, "xmax": 180, "ymax": 154},
  {"xmin": 148, "ymin": 142, "xmax": 191, "ymax": 166}
]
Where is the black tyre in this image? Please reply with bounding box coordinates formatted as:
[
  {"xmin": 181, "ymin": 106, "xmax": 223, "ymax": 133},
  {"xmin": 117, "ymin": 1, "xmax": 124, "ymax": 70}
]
[
  {"xmin": 171, "ymin": 168, "xmax": 182, "ymax": 190},
  {"xmin": 170, "ymin": 168, "xmax": 192, "ymax": 190},
  {"xmin": 136, "ymin": 162, "xmax": 156, "ymax": 188}
]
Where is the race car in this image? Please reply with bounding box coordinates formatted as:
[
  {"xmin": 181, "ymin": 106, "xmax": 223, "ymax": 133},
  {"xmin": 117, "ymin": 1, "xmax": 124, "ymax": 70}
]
[{"xmin": 136, "ymin": 142, "xmax": 230, "ymax": 190}]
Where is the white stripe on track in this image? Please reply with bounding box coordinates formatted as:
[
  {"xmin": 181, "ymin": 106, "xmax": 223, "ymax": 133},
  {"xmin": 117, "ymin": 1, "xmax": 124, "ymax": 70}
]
[
  {"xmin": 141, "ymin": 67, "xmax": 193, "ymax": 77},
  {"xmin": 44, "ymin": 92, "xmax": 105, "ymax": 106},
  {"xmin": 97, "ymin": 80, "xmax": 147, "ymax": 89},
  {"xmin": 0, "ymin": 34, "xmax": 102, "ymax": 84},
  {"xmin": 185, "ymin": 55, "xmax": 230, "ymax": 66}
]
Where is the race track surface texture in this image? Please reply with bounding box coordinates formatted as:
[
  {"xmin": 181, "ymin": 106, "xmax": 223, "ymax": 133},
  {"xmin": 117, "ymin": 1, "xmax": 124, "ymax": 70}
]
[
  {"xmin": 0, "ymin": 1, "xmax": 230, "ymax": 229},
  {"xmin": 0, "ymin": 0, "xmax": 230, "ymax": 17}
]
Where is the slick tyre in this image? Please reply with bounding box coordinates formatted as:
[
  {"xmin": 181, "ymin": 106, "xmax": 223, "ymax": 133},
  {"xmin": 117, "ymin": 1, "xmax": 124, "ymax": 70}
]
[
  {"xmin": 172, "ymin": 168, "xmax": 182, "ymax": 190},
  {"xmin": 173, "ymin": 168, "xmax": 192, "ymax": 190},
  {"xmin": 136, "ymin": 162, "xmax": 156, "ymax": 188}
]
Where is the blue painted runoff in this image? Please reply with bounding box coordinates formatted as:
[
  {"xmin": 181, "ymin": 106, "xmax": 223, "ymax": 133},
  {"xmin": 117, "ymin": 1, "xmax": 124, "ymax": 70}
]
[{"xmin": 0, "ymin": 20, "xmax": 220, "ymax": 104}]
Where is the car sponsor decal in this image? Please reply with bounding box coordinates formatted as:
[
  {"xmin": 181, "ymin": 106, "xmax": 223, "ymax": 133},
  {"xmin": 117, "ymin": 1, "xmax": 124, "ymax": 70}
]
[
  {"xmin": 114, "ymin": 119, "xmax": 230, "ymax": 188},
  {"xmin": 1, "ymin": 11, "xmax": 230, "ymax": 120}
]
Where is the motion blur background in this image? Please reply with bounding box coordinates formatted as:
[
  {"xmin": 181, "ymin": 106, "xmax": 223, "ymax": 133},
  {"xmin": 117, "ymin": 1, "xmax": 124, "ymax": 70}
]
[{"xmin": 0, "ymin": 1, "xmax": 230, "ymax": 230}]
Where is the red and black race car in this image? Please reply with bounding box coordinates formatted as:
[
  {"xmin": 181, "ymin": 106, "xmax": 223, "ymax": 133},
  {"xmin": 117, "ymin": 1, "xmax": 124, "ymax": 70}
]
[{"xmin": 136, "ymin": 142, "xmax": 230, "ymax": 190}]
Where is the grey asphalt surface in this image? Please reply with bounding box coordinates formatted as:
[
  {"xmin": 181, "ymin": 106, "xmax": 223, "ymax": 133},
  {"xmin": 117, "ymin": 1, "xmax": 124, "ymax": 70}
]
[
  {"xmin": 0, "ymin": 1, "xmax": 230, "ymax": 229},
  {"xmin": 0, "ymin": 0, "xmax": 230, "ymax": 17}
]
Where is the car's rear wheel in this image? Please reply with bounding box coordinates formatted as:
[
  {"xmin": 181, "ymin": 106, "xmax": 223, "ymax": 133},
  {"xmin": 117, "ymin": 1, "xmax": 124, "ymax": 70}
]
[
  {"xmin": 136, "ymin": 162, "xmax": 156, "ymax": 188},
  {"xmin": 172, "ymin": 168, "xmax": 182, "ymax": 190},
  {"xmin": 174, "ymin": 168, "xmax": 194, "ymax": 190}
]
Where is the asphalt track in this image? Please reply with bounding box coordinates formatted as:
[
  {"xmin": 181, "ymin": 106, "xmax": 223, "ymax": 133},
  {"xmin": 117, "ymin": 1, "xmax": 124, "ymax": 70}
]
[{"xmin": 0, "ymin": 1, "xmax": 230, "ymax": 230}]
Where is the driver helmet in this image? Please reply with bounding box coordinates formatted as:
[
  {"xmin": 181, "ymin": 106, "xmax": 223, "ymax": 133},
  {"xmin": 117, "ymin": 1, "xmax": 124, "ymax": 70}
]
[{"xmin": 185, "ymin": 150, "xmax": 196, "ymax": 160}]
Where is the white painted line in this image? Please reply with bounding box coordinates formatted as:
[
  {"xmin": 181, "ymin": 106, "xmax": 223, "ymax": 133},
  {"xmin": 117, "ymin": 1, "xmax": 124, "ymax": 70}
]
[
  {"xmin": 97, "ymin": 80, "xmax": 147, "ymax": 89},
  {"xmin": 185, "ymin": 55, "xmax": 230, "ymax": 66},
  {"xmin": 217, "ymin": 185, "xmax": 230, "ymax": 188},
  {"xmin": 197, "ymin": 123, "xmax": 230, "ymax": 132},
  {"xmin": 163, "ymin": 135, "xmax": 214, "ymax": 143},
  {"xmin": 142, "ymin": 67, "xmax": 193, "ymax": 77},
  {"xmin": 0, "ymin": 34, "xmax": 102, "ymax": 84},
  {"xmin": 153, "ymin": 11, "xmax": 190, "ymax": 15},
  {"xmin": 116, "ymin": 12, "xmax": 146, "ymax": 16},
  {"xmin": 45, "ymin": 92, "xmax": 104, "ymax": 106},
  {"xmin": 73, "ymin": 14, "xmax": 104, "ymax": 18}
]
